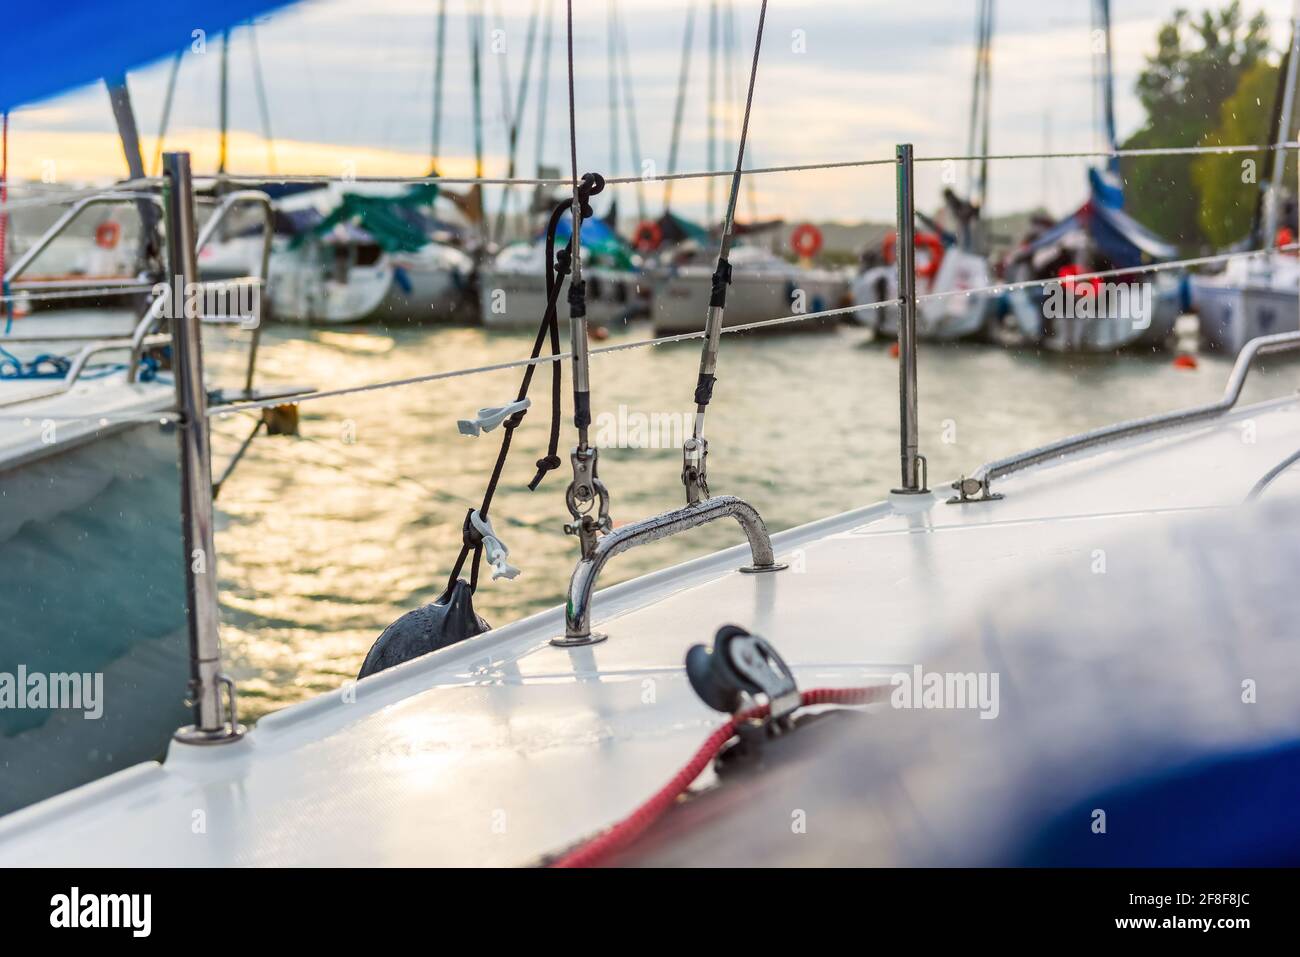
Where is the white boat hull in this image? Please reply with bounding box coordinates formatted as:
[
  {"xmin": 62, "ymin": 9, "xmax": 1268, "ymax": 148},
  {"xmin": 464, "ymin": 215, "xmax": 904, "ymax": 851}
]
[
  {"xmin": 479, "ymin": 267, "xmax": 642, "ymax": 328},
  {"xmin": 0, "ymin": 378, "xmax": 188, "ymax": 816},
  {"xmin": 1194, "ymin": 278, "xmax": 1299, "ymax": 357},
  {"xmin": 652, "ymin": 268, "xmax": 846, "ymax": 334},
  {"xmin": 1004, "ymin": 272, "xmax": 1182, "ymax": 352},
  {"xmin": 851, "ymin": 250, "xmax": 994, "ymax": 341},
  {"xmin": 201, "ymin": 237, "xmax": 473, "ymax": 325}
]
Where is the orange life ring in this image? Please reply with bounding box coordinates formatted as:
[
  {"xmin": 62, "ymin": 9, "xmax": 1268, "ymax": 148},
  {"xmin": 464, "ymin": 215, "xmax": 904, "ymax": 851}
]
[
  {"xmin": 632, "ymin": 220, "xmax": 663, "ymax": 253},
  {"xmin": 790, "ymin": 222, "xmax": 823, "ymax": 258},
  {"xmin": 95, "ymin": 220, "xmax": 121, "ymax": 250},
  {"xmin": 882, "ymin": 231, "xmax": 943, "ymax": 280}
]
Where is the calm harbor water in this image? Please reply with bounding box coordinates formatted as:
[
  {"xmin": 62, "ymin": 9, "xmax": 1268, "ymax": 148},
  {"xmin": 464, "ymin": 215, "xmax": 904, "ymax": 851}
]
[{"xmin": 202, "ymin": 320, "xmax": 1291, "ymax": 719}]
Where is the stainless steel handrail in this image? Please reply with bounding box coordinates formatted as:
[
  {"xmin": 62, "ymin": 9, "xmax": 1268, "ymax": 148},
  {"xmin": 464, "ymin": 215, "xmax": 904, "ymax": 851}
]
[
  {"xmin": 554, "ymin": 495, "xmax": 786, "ymax": 646},
  {"xmin": 126, "ymin": 190, "xmax": 274, "ymax": 385},
  {"xmin": 7, "ymin": 278, "xmax": 158, "ymax": 295},
  {"xmin": 0, "ymin": 333, "xmax": 171, "ymax": 408},
  {"xmin": 1246, "ymin": 446, "xmax": 1300, "ymax": 501},
  {"xmin": 196, "ymin": 191, "xmax": 274, "ymax": 394},
  {"xmin": 126, "ymin": 296, "xmax": 169, "ymax": 383},
  {"xmin": 950, "ymin": 330, "xmax": 1300, "ymax": 502},
  {"xmin": 3, "ymin": 192, "xmax": 162, "ymax": 288}
]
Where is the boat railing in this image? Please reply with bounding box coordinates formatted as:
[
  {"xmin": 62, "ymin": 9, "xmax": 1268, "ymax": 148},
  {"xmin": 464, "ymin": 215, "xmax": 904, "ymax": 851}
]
[
  {"xmin": 179, "ymin": 142, "xmax": 1300, "ymax": 657},
  {"xmin": 557, "ymin": 496, "xmax": 785, "ymax": 645},
  {"xmin": 949, "ymin": 330, "xmax": 1300, "ymax": 503},
  {"xmin": 0, "ymin": 332, "xmax": 172, "ymax": 408},
  {"xmin": 0, "ymin": 183, "xmax": 275, "ymax": 409},
  {"xmin": 2, "ymin": 191, "xmax": 163, "ymax": 299},
  {"xmin": 14, "ymin": 140, "xmax": 1300, "ymax": 741},
  {"xmin": 126, "ymin": 189, "xmax": 275, "ymax": 390}
]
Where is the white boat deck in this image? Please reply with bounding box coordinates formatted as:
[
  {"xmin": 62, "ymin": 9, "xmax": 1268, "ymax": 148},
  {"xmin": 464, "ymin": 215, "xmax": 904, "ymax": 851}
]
[
  {"xmin": 2, "ymin": 391, "xmax": 1299, "ymax": 866},
  {"xmin": 0, "ymin": 372, "xmax": 174, "ymax": 474}
]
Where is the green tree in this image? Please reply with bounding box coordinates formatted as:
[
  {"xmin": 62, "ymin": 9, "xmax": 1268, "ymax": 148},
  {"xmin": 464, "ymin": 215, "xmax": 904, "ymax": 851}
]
[
  {"xmin": 1119, "ymin": 2, "xmax": 1271, "ymax": 249},
  {"xmin": 1192, "ymin": 59, "xmax": 1291, "ymax": 247}
]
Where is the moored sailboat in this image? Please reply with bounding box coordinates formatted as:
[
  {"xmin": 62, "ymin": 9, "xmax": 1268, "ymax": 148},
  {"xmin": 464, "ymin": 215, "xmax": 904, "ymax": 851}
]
[
  {"xmin": 1192, "ymin": 1, "xmax": 1300, "ymax": 356},
  {"xmin": 3, "ymin": 0, "xmax": 1299, "ymax": 872}
]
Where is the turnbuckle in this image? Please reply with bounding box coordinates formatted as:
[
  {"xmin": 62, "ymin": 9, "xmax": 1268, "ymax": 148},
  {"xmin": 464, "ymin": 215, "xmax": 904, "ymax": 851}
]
[
  {"xmin": 682, "ymin": 436, "xmax": 710, "ymax": 504},
  {"xmin": 564, "ymin": 445, "xmax": 612, "ymax": 560}
]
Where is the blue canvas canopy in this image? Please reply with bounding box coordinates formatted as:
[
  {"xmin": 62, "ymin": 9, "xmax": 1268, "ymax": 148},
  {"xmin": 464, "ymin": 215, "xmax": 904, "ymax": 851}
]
[
  {"xmin": 553, "ymin": 210, "xmax": 634, "ymax": 269},
  {"xmin": 1025, "ymin": 168, "xmax": 1177, "ymax": 268},
  {"xmin": 2, "ymin": 1, "xmax": 297, "ymax": 110}
]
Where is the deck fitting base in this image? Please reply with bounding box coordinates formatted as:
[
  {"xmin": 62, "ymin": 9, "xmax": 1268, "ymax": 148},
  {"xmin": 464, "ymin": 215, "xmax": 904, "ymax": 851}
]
[
  {"xmin": 947, "ymin": 475, "xmax": 1003, "ymax": 505},
  {"xmin": 946, "ymin": 491, "xmax": 1004, "ymax": 505},
  {"xmin": 738, "ymin": 562, "xmax": 789, "ymax": 574},
  {"xmin": 173, "ymin": 723, "xmax": 246, "ymax": 746},
  {"xmin": 550, "ymin": 632, "xmax": 609, "ymax": 648}
]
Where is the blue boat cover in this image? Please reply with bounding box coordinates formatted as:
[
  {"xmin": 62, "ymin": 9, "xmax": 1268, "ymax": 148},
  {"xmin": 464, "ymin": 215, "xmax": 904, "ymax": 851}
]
[
  {"xmin": 2, "ymin": 1, "xmax": 297, "ymax": 110},
  {"xmin": 553, "ymin": 210, "xmax": 635, "ymax": 268},
  {"xmin": 1025, "ymin": 168, "xmax": 1178, "ymax": 267}
]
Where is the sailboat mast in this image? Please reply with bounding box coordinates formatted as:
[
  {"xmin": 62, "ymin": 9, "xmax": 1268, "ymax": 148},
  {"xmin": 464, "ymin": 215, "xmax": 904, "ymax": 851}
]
[
  {"xmin": 469, "ymin": 0, "xmax": 487, "ymax": 240},
  {"xmin": 105, "ymin": 76, "xmax": 162, "ymax": 267},
  {"xmin": 964, "ymin": 0, "xmax": 994, "ymax": 208},
  {"xmin": 248, "ymin": 22, "xmax": 276, "ymax": 174},
  {"xmin": 978, "ymin": 1, "xmax": 993, "ymax": 211},
  {"xmin": 218, "ymin": 30, "xmax": 230, "ymax": 176},
  {"xmin": 663, "ymin": 1, "xmax": 696, "ymax": 213},
  {"xmin": 151, "ymin": 51, "xmax": 183, "ymax": 177},
  {"xmin": 494, "ymin": 0, "xmax": 542, "ymax": 241},
  {"xmin": 1094, "ymin": 0, "xmax": 1117, "ymax": 160},
  {"xmin": 614, "ymin": 1, "xmax": 646, "ymax": 220},
  {"xmin": 431, "ymin": 0, "xmax": 447, "ymax": 173},
  {"xmin": 707, "ymin": 0, "xmax": 718, "ymax": 225},
  {"xmin": 607, "ymin": 0, "xmax": 620, "ymax": 180},
  {"xmin": 535, "ymin": 0, "xmax": 554, "ymax": 177},
  {"xmin": 1264, "ymin": 1, "xmax": 1300, "ymax": 248}
]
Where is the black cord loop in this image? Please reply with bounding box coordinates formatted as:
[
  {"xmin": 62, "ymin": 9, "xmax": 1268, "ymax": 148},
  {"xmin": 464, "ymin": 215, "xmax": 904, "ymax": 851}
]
[{"xmin": 443, "ymin": 177, "xmax": 604, "ymax": 594}]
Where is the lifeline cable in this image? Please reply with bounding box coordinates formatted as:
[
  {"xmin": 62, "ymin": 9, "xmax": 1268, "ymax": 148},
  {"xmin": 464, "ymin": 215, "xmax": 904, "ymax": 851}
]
[
  {"xmin": 2, "ymin": 142, "xmax": 1293, "ymax": 215},
  {"xmin": 549, "ymin": 684, "xmax": 888, "ymax": 867},
  {"xmin": 157, "ymin": 141, "xmax": 1300, "ymax": 197},
  {"xmin": 9, "ymin": 238, "xmax": 1299, "ymax": 425}
]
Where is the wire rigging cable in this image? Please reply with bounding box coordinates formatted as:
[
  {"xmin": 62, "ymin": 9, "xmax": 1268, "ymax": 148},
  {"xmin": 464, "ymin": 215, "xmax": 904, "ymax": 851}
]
[
  {"xmin": 12, "ymin": 237, "xmax": 1298, "ymax": 428},
  {"xmin": 681, "ymin": 0, "xmax": 768, "ymax": 505},
  {"xmin": 663, "ymin": 1, "xmax": 697, "ymax": 212},
  {"xmin": 553, "ymin": 0, "xmax": 616, "ymax": 570},
  {"xmin": 2, "ymin": 143, "xmax": 1296, "ymax": 216}
]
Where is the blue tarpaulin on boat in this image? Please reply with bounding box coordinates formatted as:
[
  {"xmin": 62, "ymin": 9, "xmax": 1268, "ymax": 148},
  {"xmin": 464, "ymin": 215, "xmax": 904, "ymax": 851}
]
[
  {"xmin": 554, "ymin": 210, "xmax": 621, "ymax": 247},
  {"xmin": 1, "ymin": 1, "xmax": 298, "ymax": 110},
  {"xmin": 1088, "ymin": 166, "xmax": 1126, "ymax": 210},
  {"xmin": 1025, "ymin": 172, "xmax": 1178, "ymax": 268},
  {"xmin": 553, "ymin": 210, "xmax": 635, "ymax": 269}
]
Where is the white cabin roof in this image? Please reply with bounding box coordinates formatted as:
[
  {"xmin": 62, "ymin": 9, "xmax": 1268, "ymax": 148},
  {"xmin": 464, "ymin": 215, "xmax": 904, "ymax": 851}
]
[{"xmin": 2, "ymin": 392, "xmax": 1299, "ymax": 865}]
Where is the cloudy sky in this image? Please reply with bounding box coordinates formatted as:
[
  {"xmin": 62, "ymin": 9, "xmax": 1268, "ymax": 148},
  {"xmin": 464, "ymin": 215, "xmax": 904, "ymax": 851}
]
[{"xmin": 6, "ymin": 0, "xmax": 1298, "ymax": 221}]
